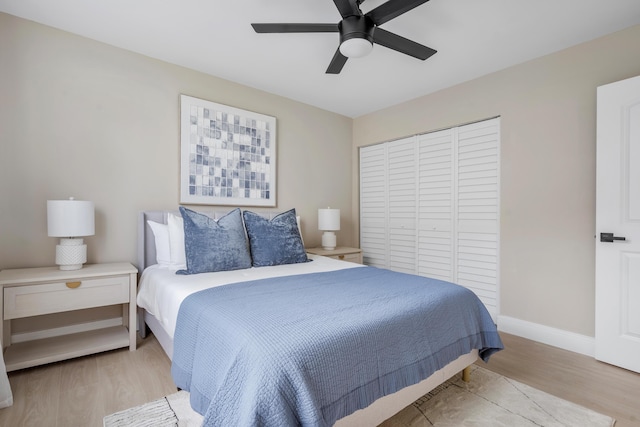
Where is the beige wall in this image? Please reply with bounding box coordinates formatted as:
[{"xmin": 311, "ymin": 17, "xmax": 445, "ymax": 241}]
[
  {"xmin": 3, "ymin": 11, "xmax": 640, "ymax": 340},
  {"xmin": 0, "ymin": 13, "xmax": 353, "ymax": 271},
  {"xmin": 352, "ymin": 25, "xmax": 640, "ymax": 337}
]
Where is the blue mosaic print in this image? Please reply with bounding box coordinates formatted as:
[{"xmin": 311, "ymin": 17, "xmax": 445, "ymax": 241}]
[{"xmin": 187, "ymin": 106, "xmax": 272, "ymax": 200}]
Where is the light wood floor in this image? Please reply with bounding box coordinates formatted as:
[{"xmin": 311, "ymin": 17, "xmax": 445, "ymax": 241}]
[
  {"xmin": 0, "ymin": 334, "xmax": 176, "ymax": 427},
  {"xmin": 480, "ymin": 333, "xmax": 640, "ymax": 427},
  {"xmin": 0, "ymin": 332, "xmax": 638, "ymax": 426}
]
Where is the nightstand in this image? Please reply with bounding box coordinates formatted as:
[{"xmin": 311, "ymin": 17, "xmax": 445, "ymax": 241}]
[
  {"xmin": 306, "ymin": 247, "xmax": 363, "ymax": 264},
  {"xmin": 0, "ymin": 262, "xmax": 137, "ymax": 372}
]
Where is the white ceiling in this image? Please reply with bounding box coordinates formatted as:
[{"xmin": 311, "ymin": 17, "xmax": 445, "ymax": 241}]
[{"xmin": 2, "ymin": 0, "xmax": 640, "ymax": 118}]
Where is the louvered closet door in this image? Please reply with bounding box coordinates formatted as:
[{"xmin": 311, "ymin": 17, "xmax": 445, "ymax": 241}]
[
  {"xmin": 360, "ymin": 144, "xmax": 387, "ymax": 267},
  {"xmin": 456, "ymin": 119, "xmax": 500, "ymax": 318},
  {"xmin": 359, "ymin": 118, "xmax": 500, "ymax": 318},
  {"xmin": 387, "ymin": 137, "xmax": 417, "ymax": 273},
  {"xmin": 417, "ymin": 129, "xmax": 454, "ymax": 281}
]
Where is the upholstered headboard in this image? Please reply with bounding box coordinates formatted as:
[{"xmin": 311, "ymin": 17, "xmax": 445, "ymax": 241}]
[{"xmin": 137, "ymin": 209, "xmax": 302, "ymax": 273}]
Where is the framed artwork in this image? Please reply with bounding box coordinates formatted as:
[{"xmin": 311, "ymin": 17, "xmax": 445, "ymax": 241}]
[{"xmin": 180, "ymin": 95, "xmax": 276, "ymax": 206}]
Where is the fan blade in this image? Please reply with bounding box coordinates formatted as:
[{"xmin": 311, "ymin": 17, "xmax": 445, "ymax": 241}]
[
  {"xmin": 366, "ymin": 0, "xmax": 430, "ymax": 26},
  {"xmin": 373, "ymin": 27, "xmax": 436, "ymax": 60},
  {"xmin": 326, "ymin": 48, "xmax": 348, "ymax": 74},
  {"xmin": 333, "ymin": 0, "xmax": 362, "ymax": 18},
  {"xmin": 252, "ymin": 23, "xmax": 338, "ymax": 33}
]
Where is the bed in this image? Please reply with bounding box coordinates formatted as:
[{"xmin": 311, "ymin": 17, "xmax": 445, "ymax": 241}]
[{"xmin": 136, "ymin": 208, "xmax": 503, "ymax": 426}]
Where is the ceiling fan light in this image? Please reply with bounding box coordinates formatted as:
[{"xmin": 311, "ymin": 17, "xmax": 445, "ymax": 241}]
[{"xmin": 339, "ymin": 38, "xmax": 373, "ymax": 58}]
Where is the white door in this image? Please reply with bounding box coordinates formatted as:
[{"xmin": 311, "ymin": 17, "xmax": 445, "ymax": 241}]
[
  {"xmin": 360, "ymin": 143, "xmax": 388, "ymax": 268},
  {"xmin": 455, "ymin": 119, "xmax": 500, "ymax": 320},
  {"xmin": 387, "ymin": 137, "xmax": 417, "ymax": 274},
  {"xmin": 417, "ymin": 128, "xmax": 455, "ymax": 282},
  {"xmin": 595, "ymin": 75, "xmax": 640, "ymax": 373}
]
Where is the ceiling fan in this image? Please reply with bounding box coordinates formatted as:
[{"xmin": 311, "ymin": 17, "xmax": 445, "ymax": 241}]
[{"xmin": 251, "ymin": 0, "xmax": 437, "ymax": 74}]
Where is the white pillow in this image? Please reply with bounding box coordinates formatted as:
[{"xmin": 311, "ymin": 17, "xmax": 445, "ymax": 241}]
[
  {"xmin": 168, "ymin": 212, "xmax": 187, "ymax": 269},
  {"xmin": 147, "ymin": 220, "xmax": 171, "ymax": 267},
  {"xmin": 296, "ymin": 215, "xmax": 303, "ymax": 245}
]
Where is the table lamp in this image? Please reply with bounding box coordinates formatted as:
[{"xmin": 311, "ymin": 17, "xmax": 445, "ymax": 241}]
[
  {"xmin": 318, "ymin": 208, "xmax": 340, "ymax": 250},
  {"xmin": 47, "ymin": 198, "xmax": 95, "ymax": 270}
]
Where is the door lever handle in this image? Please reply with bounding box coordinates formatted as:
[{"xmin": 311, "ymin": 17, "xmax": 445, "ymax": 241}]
[{"xmin": 600, "ymin": 232, "xmax": 626, "ymax": 243}]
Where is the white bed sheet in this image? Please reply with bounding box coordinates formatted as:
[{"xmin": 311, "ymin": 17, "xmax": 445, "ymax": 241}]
[{"xmin": 137, "ymin": 254, "xmax": 363, "ymax": 339}]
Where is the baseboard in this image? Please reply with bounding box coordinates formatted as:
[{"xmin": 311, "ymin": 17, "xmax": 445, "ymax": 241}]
[{"xmin": 497, "ymin": 315, "xmax": 595, "ymax": 357}]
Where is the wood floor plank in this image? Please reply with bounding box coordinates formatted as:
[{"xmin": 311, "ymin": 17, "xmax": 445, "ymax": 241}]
[
  {"xmin": 4, "ymin": 363, "xmax": 62, "ymax": 427},
  {"xmin": 98, "ymin": 350, "xmax": 153, "ymax": 417},
  {"xmin": 132, "ymin": 335, "xmax": 176, "ymax": 403},
  {"xmin": 57, "ymin": 356, "xmax": 103, "ymax": 427},
  {"xmin": 56, "ymin": 383, "xmax": 103, "ymax": 427},
  {"xmin": 0, "ymin": 369, "xmax": 27, "ymax": 427}
]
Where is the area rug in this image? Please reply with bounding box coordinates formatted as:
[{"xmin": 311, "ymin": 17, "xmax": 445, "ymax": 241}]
[{"xmin": 104, "ymin": 365, "xmax": 615, "ymax": 426}]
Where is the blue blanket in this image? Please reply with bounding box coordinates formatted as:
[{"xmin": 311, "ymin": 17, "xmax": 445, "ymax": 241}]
[{"xmin": 171, "ymin": 267, "xmax": 503, "ymax": 426}]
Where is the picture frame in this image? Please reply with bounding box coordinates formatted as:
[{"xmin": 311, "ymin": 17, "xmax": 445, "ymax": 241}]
[{"xmin": 180, "ymin": 94, "xmax": 277, "ymax": 206}]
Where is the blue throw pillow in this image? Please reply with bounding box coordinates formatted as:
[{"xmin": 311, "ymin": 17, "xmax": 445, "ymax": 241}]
[
  {"xmin": 177, "ymin": 207, "xmax": 252, "ymax": 275},
  {"xmin": 243, "ymin": 209, "xmax": 309, "ymax": 267}
]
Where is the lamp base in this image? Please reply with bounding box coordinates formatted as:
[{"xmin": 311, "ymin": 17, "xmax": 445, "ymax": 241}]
[
  {"xmin": 55, "ymin": 238, "xmax": 87, "ymax": 270},
  {"xmin": 321, "ymin": 231, "xmax": 337, "ymax": 251}
]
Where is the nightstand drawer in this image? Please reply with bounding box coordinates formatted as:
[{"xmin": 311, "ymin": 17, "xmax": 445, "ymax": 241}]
[
  {"xmin": 330, "ymin": 253, "xmax": 362, "ymax": 263},
  {"xmin": 306, "ymin": 247, "xmax": 363, "ymax": 264},
  {"xmin": 4, "ymin": 276, "xmax": 130, "ymax": 320}
]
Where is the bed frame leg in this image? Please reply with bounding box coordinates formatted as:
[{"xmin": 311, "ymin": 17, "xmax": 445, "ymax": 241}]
[
  {"xmin": 138, "ymin": 308, "xmax": 148, "ymax": 339},
  {"xmin": 462, "ymin": 366, "xmax": 471, "ymax": 382}
]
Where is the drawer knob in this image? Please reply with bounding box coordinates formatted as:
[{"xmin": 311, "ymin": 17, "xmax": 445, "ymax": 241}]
[
  {"xmin": 66, "ymin": 281, "xmax": 81, "ymax": 289},
  {"xmin": 338, "ymin": 255, "xmax": 345, "ymax": 260}
]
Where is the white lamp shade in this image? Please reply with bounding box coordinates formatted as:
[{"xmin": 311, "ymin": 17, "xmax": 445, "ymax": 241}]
[
  {"xmin": 47, "ymin": 199, "xmax": 95, "ymax": 237},
  {"xmin": 318, "ymin": 208, "xmax": 340, "ymax": 231}
]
